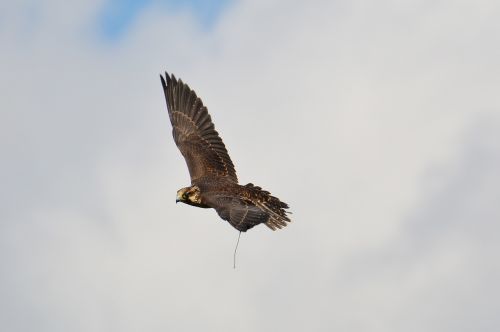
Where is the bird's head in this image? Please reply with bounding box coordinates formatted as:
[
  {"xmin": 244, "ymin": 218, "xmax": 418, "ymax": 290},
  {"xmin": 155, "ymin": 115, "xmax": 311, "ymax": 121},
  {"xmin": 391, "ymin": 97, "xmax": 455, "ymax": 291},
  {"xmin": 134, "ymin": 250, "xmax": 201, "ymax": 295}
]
[{"xmin": 176, "ymin": 186, "xmax": 201, "ymax": 205}]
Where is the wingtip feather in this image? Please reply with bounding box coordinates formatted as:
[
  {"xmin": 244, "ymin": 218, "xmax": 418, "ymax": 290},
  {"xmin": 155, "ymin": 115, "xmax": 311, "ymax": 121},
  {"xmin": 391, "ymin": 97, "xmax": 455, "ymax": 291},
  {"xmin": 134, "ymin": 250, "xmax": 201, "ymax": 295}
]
[{"xmin": 160, "ymin": 74, "xmax": 167, "ymax": 89}]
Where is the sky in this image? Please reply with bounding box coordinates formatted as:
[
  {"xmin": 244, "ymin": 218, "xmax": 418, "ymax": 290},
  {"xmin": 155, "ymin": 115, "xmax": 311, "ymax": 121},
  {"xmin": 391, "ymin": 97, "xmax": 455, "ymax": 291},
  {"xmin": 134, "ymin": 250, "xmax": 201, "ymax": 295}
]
[{"xmin": 1, "ymin": 0, "xmax": 499, "ymax": 331}]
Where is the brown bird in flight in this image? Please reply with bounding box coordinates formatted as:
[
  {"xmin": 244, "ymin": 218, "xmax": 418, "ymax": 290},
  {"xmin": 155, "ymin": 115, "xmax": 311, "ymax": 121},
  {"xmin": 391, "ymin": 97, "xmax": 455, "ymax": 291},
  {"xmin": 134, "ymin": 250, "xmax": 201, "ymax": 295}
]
[{"xmin": 160, "ymin": 72, "xmax": 291, "ymax": 232}]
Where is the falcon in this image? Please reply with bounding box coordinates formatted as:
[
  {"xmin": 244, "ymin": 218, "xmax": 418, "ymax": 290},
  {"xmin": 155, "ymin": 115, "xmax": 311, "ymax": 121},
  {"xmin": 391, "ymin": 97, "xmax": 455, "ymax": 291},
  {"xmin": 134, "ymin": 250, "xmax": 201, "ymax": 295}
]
[{"xmin": 160, "ymin": 72, "xmax": 291, "ymax": 232}]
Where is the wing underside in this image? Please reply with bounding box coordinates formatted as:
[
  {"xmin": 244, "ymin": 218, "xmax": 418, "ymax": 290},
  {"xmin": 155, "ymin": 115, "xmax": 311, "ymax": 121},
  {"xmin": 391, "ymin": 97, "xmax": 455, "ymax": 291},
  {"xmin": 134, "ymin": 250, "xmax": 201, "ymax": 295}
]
[{"xmin": 160, "ymin": 73, "xmax": 237, "ymax": 183}]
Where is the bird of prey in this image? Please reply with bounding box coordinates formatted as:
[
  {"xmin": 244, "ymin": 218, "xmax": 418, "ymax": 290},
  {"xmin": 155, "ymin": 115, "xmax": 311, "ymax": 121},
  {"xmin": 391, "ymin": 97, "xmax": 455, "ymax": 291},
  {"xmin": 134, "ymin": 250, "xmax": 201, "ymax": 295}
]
[{"xmin": 160, "ymin": 72, "xmax": 291, "ymax": 232}]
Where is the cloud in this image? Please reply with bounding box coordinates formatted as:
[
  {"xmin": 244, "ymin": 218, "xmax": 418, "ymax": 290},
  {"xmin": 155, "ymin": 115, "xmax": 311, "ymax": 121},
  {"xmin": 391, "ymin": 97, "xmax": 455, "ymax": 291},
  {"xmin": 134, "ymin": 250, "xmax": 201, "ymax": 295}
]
[{"xmin": 1, "ymin": 0, "xmax": 499, "ymax": 331}]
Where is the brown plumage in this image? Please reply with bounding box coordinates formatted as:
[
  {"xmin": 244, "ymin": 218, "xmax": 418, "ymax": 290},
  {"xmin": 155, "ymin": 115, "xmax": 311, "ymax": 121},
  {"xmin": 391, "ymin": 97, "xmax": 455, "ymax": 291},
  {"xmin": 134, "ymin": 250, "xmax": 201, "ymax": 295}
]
[{"xmin": 160, "ymin": 72, "xmax": 291, "ymax": 232}]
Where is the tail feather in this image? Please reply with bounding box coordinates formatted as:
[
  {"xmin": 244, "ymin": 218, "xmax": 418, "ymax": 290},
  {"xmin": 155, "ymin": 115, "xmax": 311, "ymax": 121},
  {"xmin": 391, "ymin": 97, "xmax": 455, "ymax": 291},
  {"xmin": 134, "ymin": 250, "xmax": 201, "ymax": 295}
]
[{"xmin": 245, "ymin": 183, "xmax": 291, "ymax": 231}]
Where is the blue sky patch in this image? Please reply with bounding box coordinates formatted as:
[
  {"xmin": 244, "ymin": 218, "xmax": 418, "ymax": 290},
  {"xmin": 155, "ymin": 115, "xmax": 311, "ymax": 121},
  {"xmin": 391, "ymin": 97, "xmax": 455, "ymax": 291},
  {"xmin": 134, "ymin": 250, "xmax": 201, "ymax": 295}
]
[{"xmin": 98, "ymin": 0, "xmax": 233, "ymax": 41}]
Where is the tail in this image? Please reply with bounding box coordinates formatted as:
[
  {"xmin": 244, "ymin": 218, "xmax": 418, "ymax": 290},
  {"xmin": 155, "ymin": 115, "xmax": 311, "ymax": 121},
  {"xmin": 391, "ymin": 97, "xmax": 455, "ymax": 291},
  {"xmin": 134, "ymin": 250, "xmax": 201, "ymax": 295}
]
[{"xmin": 244, "ymin": 183, "xmax": 291, "ymax": 231}]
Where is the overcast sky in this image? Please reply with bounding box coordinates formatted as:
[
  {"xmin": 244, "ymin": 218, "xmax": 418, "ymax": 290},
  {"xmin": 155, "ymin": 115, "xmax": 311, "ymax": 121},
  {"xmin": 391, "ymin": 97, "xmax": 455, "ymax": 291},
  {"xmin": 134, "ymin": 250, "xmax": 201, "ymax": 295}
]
[{"xmin": 1, "ymin": 0, "xmax": 499, "ymax": 331}]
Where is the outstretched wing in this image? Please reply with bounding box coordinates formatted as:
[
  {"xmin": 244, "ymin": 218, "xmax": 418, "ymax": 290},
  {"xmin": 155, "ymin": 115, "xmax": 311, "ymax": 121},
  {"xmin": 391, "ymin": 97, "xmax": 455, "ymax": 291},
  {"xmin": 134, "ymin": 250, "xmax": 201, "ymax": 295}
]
[
  {"xmin": 160, "ymin": 72, "xmax": 237, "ymax": 183},
  {"xmin": 204, "ymin": 192, "xmax": 290, "ymax": 232}
]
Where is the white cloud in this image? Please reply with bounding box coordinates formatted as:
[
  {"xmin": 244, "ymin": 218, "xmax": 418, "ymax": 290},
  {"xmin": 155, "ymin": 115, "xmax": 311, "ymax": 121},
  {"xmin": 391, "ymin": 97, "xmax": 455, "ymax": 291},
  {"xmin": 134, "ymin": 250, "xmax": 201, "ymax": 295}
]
[{"xmin": 1, "ymin": 0, "xmax": 499, "ymax": 331}]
